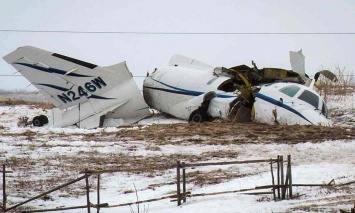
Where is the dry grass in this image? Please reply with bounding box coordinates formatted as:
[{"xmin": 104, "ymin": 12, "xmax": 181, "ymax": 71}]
[
  {"xmin": 0, "ymin": 97, "xmax": 53, "ymax": 109},
  {"xmin": 2, "ymin": 122, "xmax": 354, "ymax": 201},
  {"xmin": 108, "ymin": 122, "xmax": 355, "ymax": 145},
  {"xmin": 187, "ymin": 168, "xmax": 248, "ymax": 186},
  {"xmin": 315, "ymin": 66, "xmax": 355, "ymax": 101},
  {"xmin": 289, "ymin": 195, "xmax": 354, "ymax": 213},
  {"xmin": 0, "ymin": 89, "xmax": 37, "ymax": 94}
]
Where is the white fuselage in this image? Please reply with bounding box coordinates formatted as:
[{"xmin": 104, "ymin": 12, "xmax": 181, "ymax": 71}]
[
  {"xmin": 143, "ymin": 66, "xmax": 238, "ymax": 120},
  {"xmin": 143, "ymin": 67, "xmax": 332, "ymax": 126}
]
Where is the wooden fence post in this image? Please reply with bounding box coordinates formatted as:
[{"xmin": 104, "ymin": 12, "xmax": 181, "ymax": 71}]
[
  {"xmin": 97, "ymin": 174, "xmax": 100, "ymax": 213},
  {"xmin": 283, "ymin": 161, "xmax": 290, "ymax": 199},
  {"xmin": 85, "ymin": 169, "xmax": 91, "ymax": 213},
  {"xmin": 288, "ymin": 155, "xmax": 292, "ymax": 199},
  {"xmin": 270, "ymin": 159, "xmax": 276, "ymax": 201},
  {"xmin": 182, "ymin": 162, "xmax": 186, "ymax": 203},
  {"xmin": 2, "ymin": 164, "xmax": 6, "ymax": 211},
  {"xmin": 176, "ymin": 161, "xmax": 181, "ymax": 206},
  {"xmin": 280, "ymin": 156, "xmax": 285, "ymax": 199},
  {"xmin": 277, "ymin": 155, "xmax": 281, "ymax": 199}
]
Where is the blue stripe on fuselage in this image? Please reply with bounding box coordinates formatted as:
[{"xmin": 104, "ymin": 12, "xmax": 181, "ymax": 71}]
[
  {"xmin": 255, "ymin": 92, "xmax": 313, "ymax": 124},
  {"xmin": 148, "ymin": 78, "xmax": 236, "ymax": 98}
]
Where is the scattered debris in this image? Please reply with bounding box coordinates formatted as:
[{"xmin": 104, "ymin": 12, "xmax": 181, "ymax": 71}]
[{"xmin": 17, "ymin": 116, "xmax": 32, "ymax": 127}]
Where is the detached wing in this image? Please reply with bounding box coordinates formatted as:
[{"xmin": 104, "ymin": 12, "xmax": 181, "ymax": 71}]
[{"xmin": 168, "ymin": 54, "xmax": 214, "ymax": 69}]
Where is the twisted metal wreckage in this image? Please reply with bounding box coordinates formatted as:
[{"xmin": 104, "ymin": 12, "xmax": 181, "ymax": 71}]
[{"xmin": 3, "ymin": 46, "xmax": 337, "ymax": 129}]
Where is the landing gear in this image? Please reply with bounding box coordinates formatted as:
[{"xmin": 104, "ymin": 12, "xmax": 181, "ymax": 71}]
[
  {"xmin": 189, "ymin": 109, "xmax": 208, "ymax": 123},
  {"xmin": 32, "ymin": 115, "xmax": 49, "ymax": 127}
]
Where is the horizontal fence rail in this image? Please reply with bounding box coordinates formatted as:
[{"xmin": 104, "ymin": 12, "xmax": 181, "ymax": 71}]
[{"xmin": 1, "ymin": 155, "xmax": 354, "ymax": 212}]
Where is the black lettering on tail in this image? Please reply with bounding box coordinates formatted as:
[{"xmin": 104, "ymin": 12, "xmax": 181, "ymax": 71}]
[
  {"xmin": 57, "ymin": 93, "xmax": 72, "ymax": 103},
  {"xmin": 91, "ymin": 77, "xmax": 107, "ymax": 89}
]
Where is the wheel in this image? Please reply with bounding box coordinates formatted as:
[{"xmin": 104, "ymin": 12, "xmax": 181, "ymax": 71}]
[
  {"xmin": 32, "ymin": 116, "xmax": 44, "ymax": 127},
  {"xmin": 191, "ymin": 113, "xmax": 203, "ymax": 123},
  {"xmin": 39, "ymin": 115, "xmax": 49, "ymax": 124},
  {"xmin": 189, "ymin": 109, "xmax": 207, "ymax": 123}
]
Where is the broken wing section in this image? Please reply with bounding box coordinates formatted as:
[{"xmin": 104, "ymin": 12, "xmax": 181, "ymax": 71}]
[
  {"xmin": 168, "ymin": 54, "xmax": 214, "ymax": 69},
  {"xmin": 3, "ymin": 46, "xmax": 132, "ymax": 109}
]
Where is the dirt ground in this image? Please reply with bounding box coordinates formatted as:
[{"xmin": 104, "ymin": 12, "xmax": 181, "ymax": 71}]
[
  {"xmin": 0, "ymin": 101, "xmax": 354, "ymax": 212},
  {"xmin": 116, "ymin": 120, "xmax": 355, "ymax": 144}
]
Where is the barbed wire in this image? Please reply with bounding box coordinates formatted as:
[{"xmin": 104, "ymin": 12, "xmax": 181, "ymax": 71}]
[
  {"xmin": 1, "ymin": 29, "xmax": 355, "ymax": 35},
  {"xmin": 1, "ymin": 74, "xmax": 355, "ymax": 77},
  {"xmin": 0, "ymin": 75, "xmax": 150, "ymax": 77}
]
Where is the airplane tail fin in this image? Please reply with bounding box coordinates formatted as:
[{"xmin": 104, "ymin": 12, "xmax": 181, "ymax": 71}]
[{"xmin": 3, "ymin": 46, "xmax": 151, "ymax": 128}]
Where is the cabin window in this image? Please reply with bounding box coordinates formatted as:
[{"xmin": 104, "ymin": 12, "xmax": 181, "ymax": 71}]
[
  {"xmin": 298, "ymin": 90, "xmax": 319, "ymax": 109},
  {"xmin": 279, "ymin": 85, "xmax": 300, "ymax": 97},
  {"xmin": 217, "ymin": 79, "xmax": 237, "ymax": 92}
]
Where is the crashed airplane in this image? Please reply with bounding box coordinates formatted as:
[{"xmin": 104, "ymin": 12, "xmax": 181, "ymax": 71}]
[
  {"xmin": 3, "ymin": 46, "xmax": 336, "ymax": 128},
  {"xmin": 143, "ymin": 52, "xmax": 336, "ymax": 126}
]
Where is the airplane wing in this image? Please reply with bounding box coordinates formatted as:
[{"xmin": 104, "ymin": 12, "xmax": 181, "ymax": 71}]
[
  {"xmin": 3, "ymin": 46, "xmax": 151, "ymax": 127},
  {"xmin": 168, "ymin": 54, "xmax": 214, "ymax": 69},
  {"xmin": 314, "ymin": 70, "xmax": 338, "ymax": 82}
]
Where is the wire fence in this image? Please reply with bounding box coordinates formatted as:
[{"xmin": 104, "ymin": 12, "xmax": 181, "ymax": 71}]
[
  {"xmin": 1, "ymin": 29, "xmax": 355, "ymax": 35},
  {"xmin": 0, "ymin": 155, "xmax": 294, "ymax": 212},
  {"xmin": 1, "ymin": 74, "xmax": 355, "ymax": 77}
]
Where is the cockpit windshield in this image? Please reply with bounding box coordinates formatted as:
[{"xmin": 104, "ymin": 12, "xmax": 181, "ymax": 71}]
[
  {"xmin": 298, "ymin": 90, "xmax": 319, "ymax": 109},
  {"xmin": 279, "ymin": 85, "xmax": 301, "ymax": 97}
]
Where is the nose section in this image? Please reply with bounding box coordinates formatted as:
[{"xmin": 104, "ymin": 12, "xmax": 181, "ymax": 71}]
[{"xmin": 303, "ymin": 108, "xmax": 333, "ymax": 126}]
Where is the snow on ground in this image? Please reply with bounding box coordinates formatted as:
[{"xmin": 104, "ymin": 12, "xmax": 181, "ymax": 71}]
[{"xmin": 0, "ymin": 93, "xmax": 354, "ymax": 213}]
